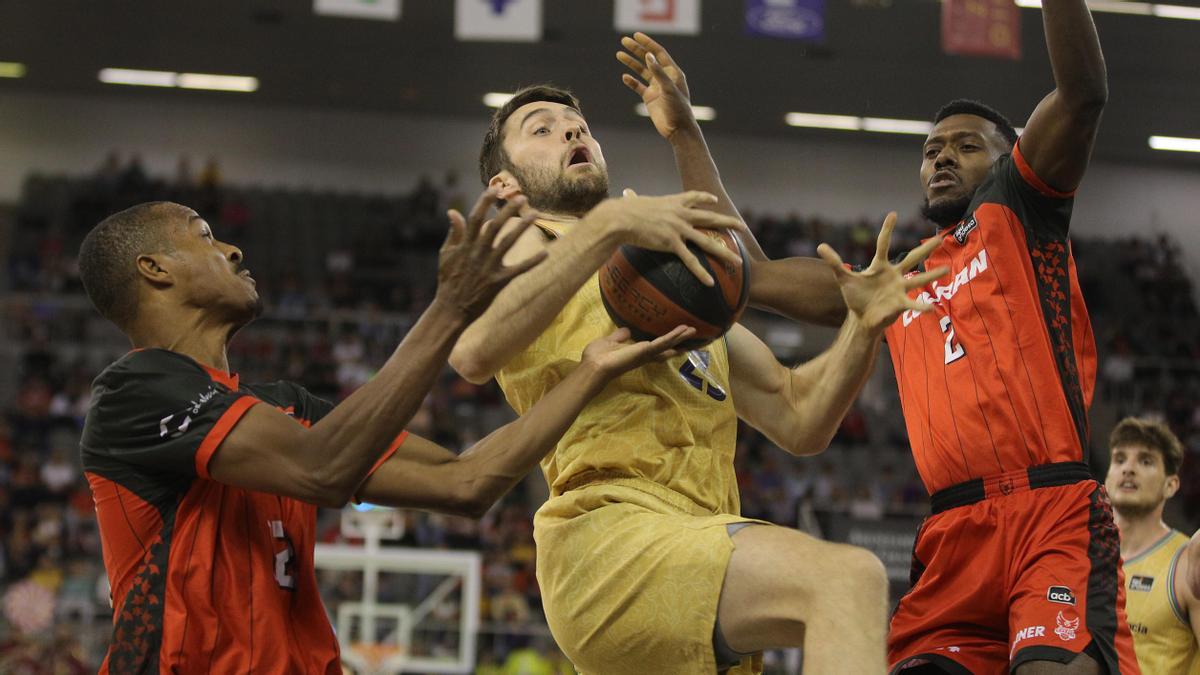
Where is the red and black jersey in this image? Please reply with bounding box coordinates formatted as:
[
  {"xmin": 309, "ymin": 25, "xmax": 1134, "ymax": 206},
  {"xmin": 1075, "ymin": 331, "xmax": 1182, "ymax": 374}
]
[
  {"xmin": 81, "ymin": 348, "xmax": 405, "ymax": 674},
  {"xmin": 884, "ymin": 142, "xmax": 1097, "ymax": 495}
]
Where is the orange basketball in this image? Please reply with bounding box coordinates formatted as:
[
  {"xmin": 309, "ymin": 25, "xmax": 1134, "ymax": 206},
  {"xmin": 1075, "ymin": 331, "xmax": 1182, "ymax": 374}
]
[{"xmin": 599, "ymin": 230, "xmax": 749, "ymax": 350}]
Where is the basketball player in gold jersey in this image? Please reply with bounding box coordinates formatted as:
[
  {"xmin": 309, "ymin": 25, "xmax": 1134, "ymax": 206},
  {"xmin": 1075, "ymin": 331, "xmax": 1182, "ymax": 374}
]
[
  {"xmin": 1106, "ymin": 417, "xmax": 1200, "ymax": 673},
  {"xmin": 450, "ymin": 76, "xmax": 946, "ymax": 675}
]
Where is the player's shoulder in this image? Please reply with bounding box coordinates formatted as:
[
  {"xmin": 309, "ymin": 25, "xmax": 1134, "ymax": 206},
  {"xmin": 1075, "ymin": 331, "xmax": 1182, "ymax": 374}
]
[
  {"xmin": 498, "ymin": 215, "xmax": 554, "ymax": 265},
  {"xmin": 92, "ymin": 348, "xmax": 216, "ymax": 403},
  {"xmin": 98, "ymin": 347, "xmax": 200, "ymax": 379},
  {"xmin": 242, "ymin": 380, "xmax": 334, "ymax": 424}
]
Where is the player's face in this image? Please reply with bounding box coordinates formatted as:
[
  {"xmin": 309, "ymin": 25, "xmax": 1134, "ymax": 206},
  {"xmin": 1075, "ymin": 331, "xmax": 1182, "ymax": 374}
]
[
  {"xmin": 167, "ymin": 208, "xmax": 262, "ymax": 322},
  {"xmin": 1105, "ymin": 443, "xmax": 1178, "ymax": 516},
  {"xmin": 498, "ymin": 101, "xmax": 609, "ymax": 216},
  {"xmin": 919, "ymin": 114, "xmax": 1008, "ymax": 228}
]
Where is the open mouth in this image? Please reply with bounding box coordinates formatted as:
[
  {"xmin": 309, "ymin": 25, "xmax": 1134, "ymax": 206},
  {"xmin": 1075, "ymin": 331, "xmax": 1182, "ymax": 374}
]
[
  {"xmin": 929, "ymin": 171, "xmax": 958, "ymax": 189},
  {"xmin": 566, "ymin": 146, "xmax": 592, "ymax": 168}
]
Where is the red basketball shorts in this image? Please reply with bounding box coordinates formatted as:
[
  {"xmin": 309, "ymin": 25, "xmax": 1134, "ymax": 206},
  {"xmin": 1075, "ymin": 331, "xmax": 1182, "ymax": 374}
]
[{"xmin": 888, "ymin": 462, "xmax": 1140, "ymax": 674}]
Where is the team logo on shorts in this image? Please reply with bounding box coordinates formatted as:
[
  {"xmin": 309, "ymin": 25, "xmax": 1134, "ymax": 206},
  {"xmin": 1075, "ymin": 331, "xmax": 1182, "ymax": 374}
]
[
  {"xmin": 1055, "ymin": 611, "xmax": 1080, "ymax": 641},
  {"xmin": 1046, "ymin": 586, "xmax": 1076, "ymax": 605},
  {"xmin": 1129, "ymin": 576, "xmax": 1154, "ymax": 592}
]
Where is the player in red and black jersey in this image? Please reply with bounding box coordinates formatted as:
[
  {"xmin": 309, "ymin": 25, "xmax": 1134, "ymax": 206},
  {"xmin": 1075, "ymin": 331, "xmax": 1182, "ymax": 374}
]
[
  {"xmin": 651, "ymin": 1, "xmax": 1136, "ymax": 673},
  {"xmin": 77, "ymin": 194, "xmax": 696, "ymax": 674}
]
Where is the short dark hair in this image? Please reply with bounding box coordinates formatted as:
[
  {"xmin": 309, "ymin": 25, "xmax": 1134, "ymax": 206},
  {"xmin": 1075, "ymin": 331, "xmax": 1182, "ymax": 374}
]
[
  {"xmin": 78, "ymin": 201, "xmax": 179, "ymax": 328},
  {"xmin": 933, "ymin": 99, "xmax": 1019, "ymax": 148},
  {"xmin": 1110, "ymin": 417, "xmax": 1185, "ymax": 476},
  {"xmin": 479, "ymin": 84, "xmax": 582, "ymax": 186}
]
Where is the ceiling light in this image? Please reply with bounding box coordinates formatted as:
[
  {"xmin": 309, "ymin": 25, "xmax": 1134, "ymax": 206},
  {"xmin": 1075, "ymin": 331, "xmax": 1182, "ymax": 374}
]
[
  {"xmin": 1149, "ymin": 135, "xmax": 1200, "ymax": 153},
  {"xmin": 483, "ymin": 92, "xmax": 514, "ymax": 108},
  {"xmin": 635, "ymin": 102, "xmax": 716, "ymax": 121},
  {"xmin": 784, "ymin": 112, "xmax": 861, "ymax": 131},
  {"xmin": 785, "ymin": 112, "xmax": 933, "ymax": 136},
  {"xmin": 99, "ymin": 68, "xmax": 257, "ymax": 92},
  {"xmin": 0, "ymin": 62, "xmax": 26, "ymax": 78},
  {"xmin": 1153, "ymin": 4, "xmax": 1200, "ymax": 19},
  {"xmin": 99, "ymin": 68, "xmax": 177, "ymax": 87},
  {"xmin": 177, "ymin": 73, "xmax": 258, "ymax": 92},
  {"xmin": 861, "ymin": 117, "xmax": 934, "ymax": 135}
]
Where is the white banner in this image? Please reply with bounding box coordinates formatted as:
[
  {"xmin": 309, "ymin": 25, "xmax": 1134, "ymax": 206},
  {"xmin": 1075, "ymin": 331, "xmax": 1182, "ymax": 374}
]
[
  {"xmin": 314, "ymin": 0, "xmax": 401, "ymax": 21},
  {"xmin": 456, "ymin": 0, "xmax": 542, "ymax": 42},
  {"xmin": 614, "ymin": 0, "xmax": 700, "ymax": 35}
]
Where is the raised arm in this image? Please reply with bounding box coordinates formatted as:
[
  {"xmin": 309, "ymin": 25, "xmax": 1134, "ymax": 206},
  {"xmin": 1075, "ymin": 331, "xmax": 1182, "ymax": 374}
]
[
  {"xmin": 358, "ymin": 326, "xmax": 693, "ymax": 517},
  {"xmin": 728, "ymin": 214, "xmax": 944, "ymax": 455},
  {"xmin": 1018, "ymin": 0, "xmax": 1108, "ymax": 193},
  {"xmin": 616, "ymin": 32, "xmax": 767, "ymax": 263},
  {"xmin": 449, "ymin": 192, "xmax": 743, "ymax": 384},
  {"xmin": 207, "ymin": 191, "xmax": 542, "ymax": 507}
]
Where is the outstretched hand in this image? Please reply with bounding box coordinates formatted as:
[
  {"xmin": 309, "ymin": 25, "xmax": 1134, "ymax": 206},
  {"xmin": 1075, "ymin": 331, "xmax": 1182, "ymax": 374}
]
[
  {"xmin": 816, "ymin": 213, "xmax": 948, "ymax": 335},
  {"xmin": 581, "ymin": 326, "xmax": 696, "ymax": 379},
  {"xmin": 617, "ymin": 32, "xmax": 695, "ymax": 141},
  {"xmin": 436, "ymin": 188, "xmax": 548, "ymax": 319}
]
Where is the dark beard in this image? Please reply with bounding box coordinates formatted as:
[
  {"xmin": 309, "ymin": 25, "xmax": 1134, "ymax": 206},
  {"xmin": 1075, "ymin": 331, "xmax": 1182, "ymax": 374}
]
[
  {"xmin": 921, "ymin": 194, "xmax": 973, "ymax": 229},
  {"xmin": 509, "ymin": 163, "xmax": 609, "ymax": 216}
]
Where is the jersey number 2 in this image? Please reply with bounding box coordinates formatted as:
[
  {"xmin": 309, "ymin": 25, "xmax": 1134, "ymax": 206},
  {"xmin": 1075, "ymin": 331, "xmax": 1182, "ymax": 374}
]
[
  {"xmin": 940, "ymin": 317, "xmax": 966, "ymax": 365},
  {"xmin": 269, "ymin": 520, "xmax": 296, "ymax": 590}
]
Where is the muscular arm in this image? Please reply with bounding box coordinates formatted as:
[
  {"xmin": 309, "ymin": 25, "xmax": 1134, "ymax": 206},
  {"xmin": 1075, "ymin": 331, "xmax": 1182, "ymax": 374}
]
[
  {"xmin": 730, "ymin": 215, "xmax": 941, "ymax": 453},
  {"xmin": 1019, "ymin": 0, "xmax": 1108, "ymax": 193},
  {"xmin": 356, "ymin": 358, "xmax": 608, "ymax": 517},
  {"xmin": 668, "ymin": 126, "xmax": 767, "ymax": 263},
  {"xmin": 210, "ymin": 302, "xmax": 469, "ymax": 507},
  {"xmin": 207, "ymin": 192, "xmax": 536, "ymax": 507},
  {"xmin": 616, "ymin": 34, "xmax": 768, "ymax": 263},
  {"xmin": 450, "ymin": 194, "xmax": 741, "ymax": 384},
  {"xmin": 727, "ymin": 317, "xmax": 881, "ymax": 456},
  {"xmin": 749, "ymin": 257, "xmax": 847, "ymax": 327},
  {"xmin": 450, "ymin": 219, "xmax": 620, "ymax": 384}
]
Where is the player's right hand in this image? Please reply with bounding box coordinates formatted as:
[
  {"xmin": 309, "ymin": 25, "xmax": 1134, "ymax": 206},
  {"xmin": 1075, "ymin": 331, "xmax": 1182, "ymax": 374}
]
[
  {"xmin": 580, "ymin": 326, "xmax": 696, "ymax": 380},
  {"xmin": 591, "ymin": 190, "xmax": 743, "ymax": 286},
  {"xmin": 817, "ymin": 212, "xmax": 948, "ymax": 335},
  {"xmin": 435, "ymin": 188, "xmax": 548, "ymax": 319}
]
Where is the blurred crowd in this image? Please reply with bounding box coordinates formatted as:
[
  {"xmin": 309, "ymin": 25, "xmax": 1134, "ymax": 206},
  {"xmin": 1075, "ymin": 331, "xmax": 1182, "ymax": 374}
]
[{"xmin": 2, "ymin": 157, "xmax": 1198, "ymax": 672}]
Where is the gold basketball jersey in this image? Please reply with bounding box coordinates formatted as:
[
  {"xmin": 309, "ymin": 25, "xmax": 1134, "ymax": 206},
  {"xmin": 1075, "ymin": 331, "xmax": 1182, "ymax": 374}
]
[
  {"xmin": 1123, "ymin": 529, "xmax": 1198, "ymax": 675},
  {"xmin": 496, "ymin": 219, "xmax": 741, "ymax": 515}
]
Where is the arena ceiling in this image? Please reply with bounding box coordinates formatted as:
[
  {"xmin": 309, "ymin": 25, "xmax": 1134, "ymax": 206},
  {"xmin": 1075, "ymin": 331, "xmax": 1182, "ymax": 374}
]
[{"xmin": 2, "ymin": 0, "xmax": 1199, "ymax": 166}]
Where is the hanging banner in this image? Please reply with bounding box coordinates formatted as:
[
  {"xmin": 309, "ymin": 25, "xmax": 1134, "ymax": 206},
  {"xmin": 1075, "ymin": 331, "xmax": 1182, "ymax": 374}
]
[
  {"xmin": 456, "ymin": 0, "xmax": 542, "ymax": 42},
  {"xmin": 745, "ymin": 0, "xmax": 825, "ymax": 41},
  {"xmin": 614, "ymin": 0, "xmax": 701, "ymax": 36},
  {"xmin": 314, "ymin": 0, "xmax": 401, "ymax": 21},
  {"xmin": 942, "ymin": 0, "xmax": 1021, "ymax": 60}
]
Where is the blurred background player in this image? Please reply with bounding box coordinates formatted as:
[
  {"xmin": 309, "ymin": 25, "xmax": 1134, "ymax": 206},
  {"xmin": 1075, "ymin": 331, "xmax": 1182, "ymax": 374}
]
[
  {"xmin": 76, "ymin": 194, "xmax": 691, "ymax": 672},
  {"xmin": 452, "ymin": 76, "xmax": 948, "ymax": 673},
  {"xmin": 1105, "ymin": 417, "xmax": 1200, "ymax": 674}
]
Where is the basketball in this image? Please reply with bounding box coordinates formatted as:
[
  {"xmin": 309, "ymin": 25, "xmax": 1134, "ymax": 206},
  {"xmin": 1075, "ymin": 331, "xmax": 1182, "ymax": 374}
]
[{"xmin": 599, "ymin": 229, "xmax": 749, "ymax": 350}]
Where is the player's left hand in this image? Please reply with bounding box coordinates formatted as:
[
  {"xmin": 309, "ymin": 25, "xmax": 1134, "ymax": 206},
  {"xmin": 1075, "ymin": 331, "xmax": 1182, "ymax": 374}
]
[
  {"xmin": 581, "ymin": 326, "xmax": 696, "ymax": 380},
  {"xmin": 816, "ymin": 212, "xmax": 948, "ymax": 335},
  {"xmin": 617, "ymin": 32, "xmax": 695, "ymax": 142}
]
